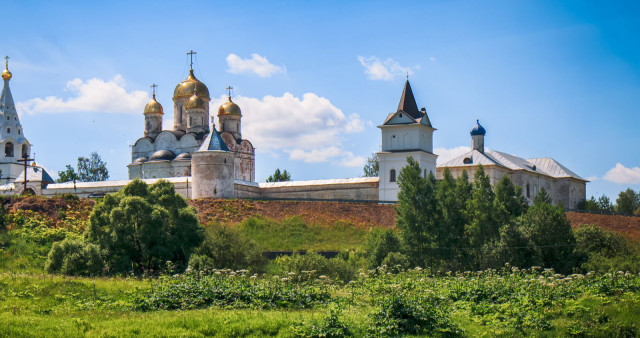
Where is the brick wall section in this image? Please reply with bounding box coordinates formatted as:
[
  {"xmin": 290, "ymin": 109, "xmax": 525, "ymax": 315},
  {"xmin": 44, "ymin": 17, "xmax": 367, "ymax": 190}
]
[{"xmin": 566, "ymin": 212, "xmax": 640, "ymax": 242}]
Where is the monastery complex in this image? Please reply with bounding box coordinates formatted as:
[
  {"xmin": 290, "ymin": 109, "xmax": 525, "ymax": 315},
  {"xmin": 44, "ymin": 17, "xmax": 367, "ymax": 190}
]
[{"xmin": 0, "ymin": 53, "xmax": 587, "ymax": 208}]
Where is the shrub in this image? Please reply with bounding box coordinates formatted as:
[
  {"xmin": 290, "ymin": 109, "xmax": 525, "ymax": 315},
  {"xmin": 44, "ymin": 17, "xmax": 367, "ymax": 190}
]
[
  {"xmin": 273, "ymin": 252, "xmax": 356, "ymax": 282},
  {"xmin": 366, "ymin": 228, "xmax": 401, "ymax": 268},
  {"xmin": 381, "ymin": 252, "xmax": 410, "ymax": 273},
  {"xmin": 46, "ymin": 238, "xmax": 103, "ymax": 276},
  {"xmin": 292, "ymin": 306, "xmax": 352, "ymax": 337},
  {"xmin": 368, "ymin": 294, "xmax": 458, "ymax": 336},
  {"xmin": 189, "ymin": 224, "xmax": 266, "ymax": 272}
]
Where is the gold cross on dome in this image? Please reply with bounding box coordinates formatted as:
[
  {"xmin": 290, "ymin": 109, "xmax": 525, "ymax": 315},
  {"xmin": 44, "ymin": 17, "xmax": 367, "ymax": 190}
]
[
  {"xmin": 226, "ymin": 85, "xmax": 233, "ymax": 98},
  {"xmin": 4, "ymin": 56, "xmax": 8, "ymax": 67},
  {"xmin": 187, "ymin": 50, "xmax": 197, "ymax": 69},
  {"xmin": 150, "ymin": 83, "xmax": 158, "ymax": 97}
]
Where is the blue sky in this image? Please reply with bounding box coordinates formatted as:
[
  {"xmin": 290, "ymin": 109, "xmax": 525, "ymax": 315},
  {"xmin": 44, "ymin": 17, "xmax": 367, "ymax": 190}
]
[{"xmin": 2, "ymin": 0, "xmax": 639, "ymax": 200}]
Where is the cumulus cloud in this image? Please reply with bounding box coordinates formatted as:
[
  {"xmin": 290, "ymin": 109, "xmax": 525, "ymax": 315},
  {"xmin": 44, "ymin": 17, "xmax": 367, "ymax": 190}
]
[
  {"xmin": 17, "ymin": 75, "xmax": 148, "ymax": 115},
  {"xmin": 211, "ymin": 93, "xmax": 366, "ymax": 166},
  {"xmin": 603, "ymin": 163, "xmax": 640, "ymax": 184},
  {"xmin": 434, "ymin": 146, "xmax": 472, "ymax": 165},
  {"xmin": 357, "ymin": 56, "xmax": 417, "ymax": 81},
  {"xmin": 226, "ymin": 53, "xmax": 285, "ymax": 78}
]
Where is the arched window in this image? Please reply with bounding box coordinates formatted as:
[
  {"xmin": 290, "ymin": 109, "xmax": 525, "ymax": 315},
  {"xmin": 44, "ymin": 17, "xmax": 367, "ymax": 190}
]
[
  {"xmin": 5, "ymin": 142, "xmax": 13, "ymax": 157},
  {"xmin": 390, "ymin": 169, "xmax": 396, "ymax": 182},
  {"xmin": 21, "ymin": 144, "xmax": 28, "ymax": 158}
]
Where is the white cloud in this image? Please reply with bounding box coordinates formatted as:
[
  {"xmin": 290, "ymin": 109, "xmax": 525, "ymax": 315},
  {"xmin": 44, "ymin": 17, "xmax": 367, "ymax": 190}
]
[
  {"xmin": 17, "ymin": 75, "xmax": 148, "ymax": 115},
  {"xmin": 226, "ymin": 53, "xmax": 285, "ymax": 78},
  {"xmin": 603, "ymin": 163, "xmax": 640, "ymax": 184},
  {"xmin": 163, "ymin": 118, "xmax": 174, "ymax": 131},
  {"xmin": 586, "ymin": 176, "xmax": 598, "ymax": 182},
  {"xmin": 434, "ymin": 146, "xmax": 472, "ymax": 165},
  {"xmin": 357, "ymin": 56, "xmax": 417, "ymax": 81},
  {"xmin": 211, "ymin": 93, "xmax": 366, "ymax": 166}
]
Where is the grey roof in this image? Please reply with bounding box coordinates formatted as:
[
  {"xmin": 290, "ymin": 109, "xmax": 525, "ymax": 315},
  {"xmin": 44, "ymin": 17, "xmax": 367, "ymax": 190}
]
[
  {"xmin": 14, "ymin": 166, "xmax": 54, "ymax": 183},
  {"xmin": 149, "ymin": 149, "xmax": 176, "ymax": 161},
  {"xmin": 438, "ymin": 149, "xmax": 586, "ymax": 181},
  {"xmin": 198, "ymin": 128, "xmax": 229, "ymax": 152}
]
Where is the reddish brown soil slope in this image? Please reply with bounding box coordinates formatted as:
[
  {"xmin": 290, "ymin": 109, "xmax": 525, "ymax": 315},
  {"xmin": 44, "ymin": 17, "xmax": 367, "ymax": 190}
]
[
  {"xmin": 566, "ymin": 212, "xmax": 640, "ymax": 242},
  {"xmin": 188, "ymin": 199, "xmax": 396, "ymax": 228}
]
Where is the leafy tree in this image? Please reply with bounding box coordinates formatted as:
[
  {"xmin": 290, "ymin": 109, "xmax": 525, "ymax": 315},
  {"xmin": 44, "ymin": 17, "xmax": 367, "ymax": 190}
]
[
  {"xmin": 577, "ymin": 196, "xmax": 600, "ymax": 211},
  {"xmin": 435, "ymin": 168, "xmax": 470, "ymax": 268},
  {"xmin": 519, "ymin": 187, "xmax": 576, "ymax": 272},
  {"xmin": 616, "ymin": 188, "xmax": 639, "ymax": 214},
  {"xmin": 464, "ymin": 165, "xmax": 498, "ymax": 268},
  {"xmin": 266, "ymin": 168, "xmax": 291, "ymax": 182},
  {"xmin": 85, "ymin": 179, "xmax": 203, "ymax": 274},
  {"xmin": 188, "ymin": 224, "xmax": 266, "ymax": 272},
  {"xmin": 362, "ymin": 153, "xmax": 379, "ymax": 177},
  {"xmin": 77, "ymin": 152, "xmax": 109, "ymax": 182},
  {"xmin": 597, "ymin": 194, "xmax": 614, "ymax": 212},
  {"xmin": 56, "ymin": 165, "xmax": 79, "ymax": 183},
  {"xmin": 395, "ymin": 157, "xmax": 439, "ymax": 267},
  {"xmin": 57, "ymin": 152, "xmax": 109, "ymax": 183},
  {"xmin": 494, "ymin": 175, "xmax": 528, "ymax": 220},
  {"xmin": 365, "ymin": 228, "xmax": 401, "ymax": 268}
]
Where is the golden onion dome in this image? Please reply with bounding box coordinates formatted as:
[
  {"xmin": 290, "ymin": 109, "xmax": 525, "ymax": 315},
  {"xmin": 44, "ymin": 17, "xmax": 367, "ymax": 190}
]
[
  {"xmin": 1, "ymin": 68, "xmax": 11, "ymax": 80},
  {"xmin": 187, "ymin": 93, "xmax": 206, "ymax": 110},
  {"xmin": 173, "ymin": 69, "xmax": 209, "ymax": 100},
  {"xmin": 144, "ymin": 95, "xmax": 163, "ymax": 115},
  {"xmin": 218, "ymin": 96, "xmax": 241, "ymax": 116}
]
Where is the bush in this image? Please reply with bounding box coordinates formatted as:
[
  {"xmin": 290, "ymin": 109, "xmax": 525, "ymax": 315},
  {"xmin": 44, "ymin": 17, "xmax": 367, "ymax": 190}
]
[
  {"xmin": 292, "ymin": 306, "xmax": 352, "ymax": 337},
  {"xmin": 189, "ymin": 224, "xmax": 266, "ymax": 272},
  {"xmin": 46, "ymin": 238, "xmax": 103, "ymax": 276},
  {"xmin": 381, "ymin": 252, "xmax": 410, "ymax": 273},
  {"xmin": 273, "ymin": 252, "xmax": 356, "ymax": 282},
  {"xmin": 368, "ymin": 294, "xmax": 458, "ymax": 336},
  {"xmin": 365, "ymin": 228, "xmax": 401, "ymax": 268}
]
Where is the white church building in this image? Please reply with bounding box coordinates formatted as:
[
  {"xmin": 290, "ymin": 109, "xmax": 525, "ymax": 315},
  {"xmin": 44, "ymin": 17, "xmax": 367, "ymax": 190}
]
[{"xmin": 2, "ymin": 52, "xmax": 586, "ymax": 207}]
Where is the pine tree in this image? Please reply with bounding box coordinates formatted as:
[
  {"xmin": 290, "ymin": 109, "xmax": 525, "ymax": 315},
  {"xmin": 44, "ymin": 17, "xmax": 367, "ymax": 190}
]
[{"xmin": 464, "ymin": 165, "xmax": 498, "ymax": 268}]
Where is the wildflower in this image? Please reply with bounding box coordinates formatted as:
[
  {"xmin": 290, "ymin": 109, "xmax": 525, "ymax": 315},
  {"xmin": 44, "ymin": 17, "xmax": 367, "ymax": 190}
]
[
  {"xmin": 319, "ymin": 275, "xmax": 328, "ymax": 279},
  {"xmin": 288, "ymin": 272, "xmax": 296, "ymax": 276},
  {"xmin": 415, "ymin": 267, "xmax": 423, "ymax": 271}
]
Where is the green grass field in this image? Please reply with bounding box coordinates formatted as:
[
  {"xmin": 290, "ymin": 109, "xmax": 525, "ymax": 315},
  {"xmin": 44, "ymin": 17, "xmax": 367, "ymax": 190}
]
[{"xmin": 2, "ymin": 268, "xmax": 639, "ymax": 337}]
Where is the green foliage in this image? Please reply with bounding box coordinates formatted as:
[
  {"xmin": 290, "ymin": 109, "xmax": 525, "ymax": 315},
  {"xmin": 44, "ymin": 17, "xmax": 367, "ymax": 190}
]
[
  {"xmin": 266, "ymin": 168, "xmax": 291, "ymax": 182},
  {"xmin": 574, "ymin": 225, "xmax": 640, "ymax": 273},
  {"xmin": 292, "ymin": 306, "xmax": 352, "ymax": 337},
  {"xmin": 519, "ymin": 188, "xmax": 576, "ymax": 273},
  {"xmin": 45, "ymin": 238, "xmax": 103, "ymax": 276},
  {"xmin": 616, "ymin": 188, "xmax": 639, "ymax": 214},
  {"xmin": 272, "ymin": 252, "xmax": 356, "ymax": 282},
  {"xmin": 395, "ymin": 157, "xmax": 439, "ymax": 267},
  {"xmin": 86, "ymin": 179, "xmax": 204, "ymax": 274},
  {"xmin": 368, "ymin": 293, "xmax": 458, "ymax": 336},
  {"xmin": 77, "ymin": 152, "xmax": 109, "ymax": 182},
  {"xmin": 56, "ymin": 164, "xmax": 78, "ymax": 183},
  {"xmin": 597, "ymin": 194, "xmax": 614, "ymax": 212},
  {"xmin": 381, "ymin": 252, "xmax": 410, "ymax": 273},
  {"xmin": 365, "ymin": 228, "xmax": 401, "ymax": 268},
  {"xmin": 188, "ymin": 224, "xmax": 266, "ymax": 272},
  {"xmin": 435, "ymin": 169, "xmax": 470, "ymax": 268},
  {"xmin": 577, "ymin": 196, "xmax": 600, "ymax": 211},
  {"xmin": 362, "ymin": 152, "xmax": 379, "ymax": 177}
]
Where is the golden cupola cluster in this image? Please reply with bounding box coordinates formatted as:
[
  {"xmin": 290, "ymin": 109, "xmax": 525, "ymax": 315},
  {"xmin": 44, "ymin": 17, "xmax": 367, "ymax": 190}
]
[
  {"xmin": 173, "ymin": 69, "xmax": 210, "ymax": 100},
  {"xmin": 144, "ymin": 85, "xmax": 163, "ymax": 115}
]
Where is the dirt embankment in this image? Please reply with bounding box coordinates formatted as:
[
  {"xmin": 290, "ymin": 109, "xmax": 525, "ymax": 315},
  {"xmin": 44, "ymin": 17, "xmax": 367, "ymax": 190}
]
[
  {"xmin": 566, "ymin": 212, "xmax": 640, "ymax": 242},
  {"xmin": 3, "ymin": 197, "xmax": 639, "ymax": 242},
  {"xmin": 188, "ymin": 199, "xmax": 397, "ymax": 228}
]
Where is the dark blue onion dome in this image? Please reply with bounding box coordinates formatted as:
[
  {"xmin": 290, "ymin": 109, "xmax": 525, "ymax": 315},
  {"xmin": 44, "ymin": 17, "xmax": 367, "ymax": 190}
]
[
  {"xmin": 175, "ymin": 152, "xmax": 192, "ymax": 160},
  {"xmin": 470, "ymin": 119, "xmax": 486, "ymax": 136}
]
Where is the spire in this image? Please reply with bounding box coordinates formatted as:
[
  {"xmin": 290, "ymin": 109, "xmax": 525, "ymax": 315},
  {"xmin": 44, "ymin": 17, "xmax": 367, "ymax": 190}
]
[
  {"xmin": 187, "ymin": 50, "xmax": 197, "ymax": 72},
  {"xmin": 151, "ymin": 83, "xmax": 157, "ymax": 99},
  {"xmin": 1, "ymin": 57, "xmax": 15, "ymax": 111},
  {"xmin": 397, "ymin": 79, "xmax": 421, "ymax": 119},
  {"xmin": 226, "ymin": 85, "xmax": 233, "ymax": 100}
]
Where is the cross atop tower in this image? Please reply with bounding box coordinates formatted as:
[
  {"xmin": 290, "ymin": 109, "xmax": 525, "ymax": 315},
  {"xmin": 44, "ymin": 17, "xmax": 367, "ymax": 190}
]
[
  {"xmin": 226, "ymin": 85, "xmax": 233, "ymax": 98},
  {"xmin": 150, "ymin": 83, "xmax": 158, "ymax": 98},
  {"xmin": 4, "ymin": 56, "xmax": 8, "ymax": 68},
  {"xmin": 406, "ymin": 71, "xmax": 409, "ymax": 80},
  {"xmin": 187, "ymin": 50, "xmax": 197, "ymax": 70}
]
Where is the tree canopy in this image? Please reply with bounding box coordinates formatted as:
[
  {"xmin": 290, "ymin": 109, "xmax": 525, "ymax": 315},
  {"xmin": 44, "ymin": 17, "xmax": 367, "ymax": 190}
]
[
  {"xmin": 56, "ymin": 152, "xmax": 109, "ymax": 183},
  {"xmin": 85, "ymin": 179, "xmax": 204, "ymax": 274},
  {"xmin": 362, "ymin": 153, "xmax": 379, "ymax": 177},
  {"xmin": 266, "ymin": 168, "xmax": 291, "ymax": 182}
]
